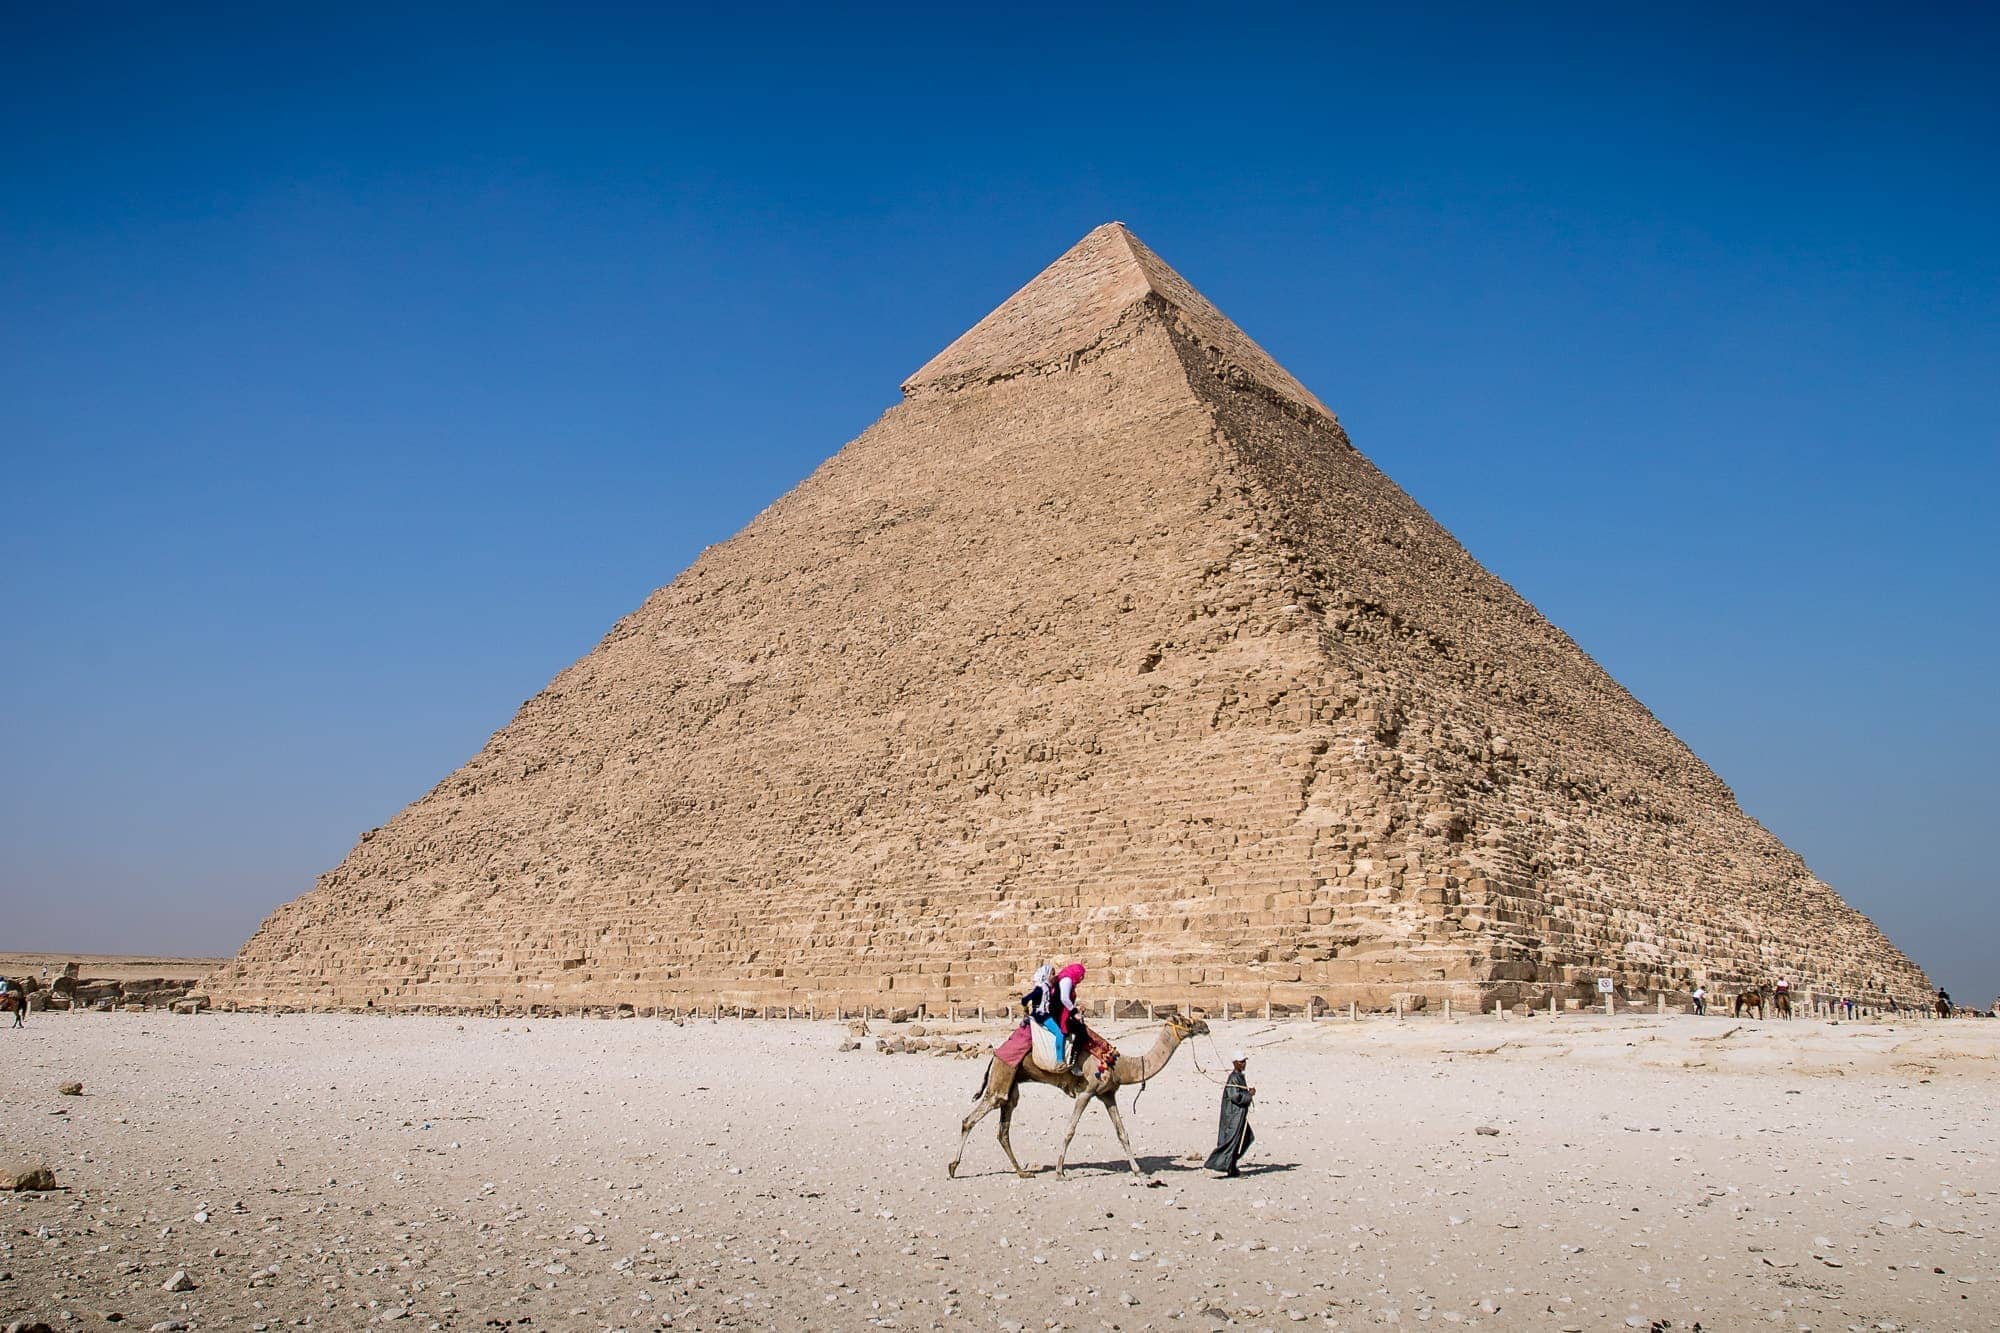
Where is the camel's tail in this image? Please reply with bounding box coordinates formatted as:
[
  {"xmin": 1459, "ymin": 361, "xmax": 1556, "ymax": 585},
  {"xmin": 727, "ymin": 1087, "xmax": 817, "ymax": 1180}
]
[{"xmin": 972, "ymin": 1057, "xmax": 994, "ymax": 1101}]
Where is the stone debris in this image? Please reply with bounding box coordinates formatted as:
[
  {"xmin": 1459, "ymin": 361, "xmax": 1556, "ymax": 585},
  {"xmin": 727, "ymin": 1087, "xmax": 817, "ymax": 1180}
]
[
  {"xmin": 201, "ymin": 222, "xmax": 1929, "ymax": 1016},
  {"xmin": 56, "ymin": 1080, "xmax": 82, "ymax": 1097},
  {"xmin": 0, "ymin": 1166, "xmax": 56, "ymax": 1192}
]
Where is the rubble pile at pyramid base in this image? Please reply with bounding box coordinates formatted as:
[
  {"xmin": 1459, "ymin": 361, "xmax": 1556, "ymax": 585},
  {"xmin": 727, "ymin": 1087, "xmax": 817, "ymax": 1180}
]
[{"xmin": 207, "ymin": 224, "xmax": 1930, "ymax": 1015}]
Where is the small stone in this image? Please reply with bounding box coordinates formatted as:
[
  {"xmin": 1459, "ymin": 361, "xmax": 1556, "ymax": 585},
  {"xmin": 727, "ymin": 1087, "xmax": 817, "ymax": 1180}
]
[
  {"xmin": 162, "ymin": 1270, "xmax": 197, "ymax": 1292},
  {"xmin": 0, "ymin": 1166, "xmax": 56, "ymax": 1191},
  {"xmin": 56, "ymin": 1081, "xmax": 83, "ymax": 1097},
  {"xmin": 1474, "ymin": 1126, "xmax": 1500, "ymax": 1137}
]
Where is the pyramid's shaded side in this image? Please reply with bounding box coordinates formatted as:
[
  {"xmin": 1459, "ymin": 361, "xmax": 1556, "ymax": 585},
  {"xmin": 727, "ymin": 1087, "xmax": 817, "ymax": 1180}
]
[
  {"xmin": 210, "ymin": 225, "xmax": 1931, "ymax": 1014},
  {"xmin": 1157, "ymin": 314, "xmax": 1930, "ymax": 1006}
]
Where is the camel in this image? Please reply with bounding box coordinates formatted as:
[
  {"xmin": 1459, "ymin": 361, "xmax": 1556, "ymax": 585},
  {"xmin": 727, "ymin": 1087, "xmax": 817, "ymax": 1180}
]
[
  {"xmin": 1, "ymin": 990, "xmax": 24, "ymax": 1028},
  {"xmin": 948, "ymin": 1010, "xmax": 1210, "ymax": 1180},
  {"xmin": 1734, "ymin": 987, "xmax": 1766, "ymax": 1020}
]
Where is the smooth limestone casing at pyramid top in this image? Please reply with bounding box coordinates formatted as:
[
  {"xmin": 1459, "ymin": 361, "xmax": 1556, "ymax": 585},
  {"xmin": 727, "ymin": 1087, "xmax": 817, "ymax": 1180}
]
[{"xmin": 208, "ymin": 223, "xmax": 1931, "ymax": 1015}]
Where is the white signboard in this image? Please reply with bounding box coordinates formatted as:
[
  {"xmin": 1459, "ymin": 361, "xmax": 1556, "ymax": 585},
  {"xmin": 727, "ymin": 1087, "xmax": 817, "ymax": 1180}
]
[{"xmin": 1595, "ymin": 978, "xmax": 1615, "ymax": 995}]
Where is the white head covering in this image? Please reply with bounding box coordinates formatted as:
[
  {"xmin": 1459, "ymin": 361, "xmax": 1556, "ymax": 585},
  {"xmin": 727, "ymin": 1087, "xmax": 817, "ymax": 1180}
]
[
  {"xmin": 1033, "ymin": 964, "xmax": 1053, "ymax": 986},
  {"xmin": 1232, "ymin": 1050, "xmax": 1247, "ymax": 1062}
]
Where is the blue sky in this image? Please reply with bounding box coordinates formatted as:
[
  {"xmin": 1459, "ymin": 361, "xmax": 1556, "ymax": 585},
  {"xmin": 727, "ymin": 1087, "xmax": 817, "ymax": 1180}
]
[{"xmin": 3, "ymin": 5, "xmax": 1994, "ymax": 1000}]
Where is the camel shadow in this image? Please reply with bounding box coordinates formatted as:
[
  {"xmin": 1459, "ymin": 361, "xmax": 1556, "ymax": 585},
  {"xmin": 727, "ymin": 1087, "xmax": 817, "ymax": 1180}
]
[
  {"xmin": 1048, "ymin": 1155, "xmax": 1301, "ymax": 1177},
  {"xmin": 1052, "ymin": 1153, "xmax": 1196, "ymax": 1175}
]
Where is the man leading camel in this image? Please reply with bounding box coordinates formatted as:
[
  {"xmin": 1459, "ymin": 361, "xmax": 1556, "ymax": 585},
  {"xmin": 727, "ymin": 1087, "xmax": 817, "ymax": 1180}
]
[{"xmin": 1204, "ymin": 1051, "xmax": 1255, "ymax": 1177}]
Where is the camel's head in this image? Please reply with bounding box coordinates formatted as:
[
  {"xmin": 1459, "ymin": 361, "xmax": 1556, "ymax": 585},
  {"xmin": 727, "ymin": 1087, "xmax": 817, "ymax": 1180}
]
[{"xmin": 1166, "ymin": 1011, "xmax": 1211, "ymax": 1038}]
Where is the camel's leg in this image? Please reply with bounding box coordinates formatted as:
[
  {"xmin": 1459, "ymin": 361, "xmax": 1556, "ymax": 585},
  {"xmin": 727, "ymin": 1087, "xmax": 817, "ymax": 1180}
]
[
  {"xmin": 1053, "ymin": 1089, "xmax": 1095, "ymax": 1179},
  {"xmin": 996, "ymin": 1084, "xmax": 1029, "ymax": 1178},
  {"xmin": 1099, "ymin": 1091, "xmax": 1144, "ymax": 1175},
  {"xmin": 949, "ymin": 1091, "xmax": 1003, "ymax": 1179}
]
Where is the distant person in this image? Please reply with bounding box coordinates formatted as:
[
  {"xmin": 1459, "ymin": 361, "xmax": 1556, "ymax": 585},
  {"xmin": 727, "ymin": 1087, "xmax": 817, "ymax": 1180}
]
[
  {"xmin": 1205, "ymin": 1051, "xmax": 1256, "ymax": 1177},
  {"xmin": 1691, "ymin": 985, "xmax": 1707, "ymax": 1016}
]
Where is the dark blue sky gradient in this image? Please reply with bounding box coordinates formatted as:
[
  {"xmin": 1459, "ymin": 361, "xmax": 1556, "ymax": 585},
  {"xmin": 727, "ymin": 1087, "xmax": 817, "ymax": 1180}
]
[{"xmin": 3, "ymin": 5, "xmax": 1995, "ymax": 999}]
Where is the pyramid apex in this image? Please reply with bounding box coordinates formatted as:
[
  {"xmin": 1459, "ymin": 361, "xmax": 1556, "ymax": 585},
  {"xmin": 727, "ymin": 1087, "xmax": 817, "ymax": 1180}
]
[{"xmin": 902, "ymin": 223, "xmax": 1331, "ymax": 421}]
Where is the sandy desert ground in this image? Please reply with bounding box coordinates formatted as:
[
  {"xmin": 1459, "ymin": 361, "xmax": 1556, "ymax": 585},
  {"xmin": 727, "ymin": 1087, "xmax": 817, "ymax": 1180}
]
[{"xmin": 3, "ymin": 1010, "xmax": 1995, "ymax": 1332}]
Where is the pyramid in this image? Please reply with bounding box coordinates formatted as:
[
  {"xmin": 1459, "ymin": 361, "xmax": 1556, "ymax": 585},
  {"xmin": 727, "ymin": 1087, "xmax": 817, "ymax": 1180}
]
[{"xmin": 209, "ymin": 223, "xmax": 1930, "ymax": 1015}]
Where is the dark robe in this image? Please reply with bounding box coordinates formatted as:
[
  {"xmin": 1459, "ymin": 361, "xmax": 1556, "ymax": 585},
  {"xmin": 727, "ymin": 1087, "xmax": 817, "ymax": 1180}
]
[{"xmin": 1204, "ymin": 1068, "xmax": 1254, "ymax": 1174}]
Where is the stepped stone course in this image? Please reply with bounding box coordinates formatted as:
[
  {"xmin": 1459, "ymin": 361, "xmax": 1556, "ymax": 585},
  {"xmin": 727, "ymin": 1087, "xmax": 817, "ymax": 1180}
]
[{"xmin": 208, "ymin": 223, "xmax": 1931, "ymax": 1014}]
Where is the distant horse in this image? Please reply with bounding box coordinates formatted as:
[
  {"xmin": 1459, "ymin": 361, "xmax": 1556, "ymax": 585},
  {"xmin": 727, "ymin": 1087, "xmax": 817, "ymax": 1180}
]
[
  {"xmin": 1772, "ymin": 989, "xmax": 1793, "ymax": 1020},
  {"xmin": 1734, "ymin": 987, "xmax": 1766, "ymax": 1020},
  {"xmin": 1936, "ymin": 995, "xmax": 1954, "ymax": 1020}
]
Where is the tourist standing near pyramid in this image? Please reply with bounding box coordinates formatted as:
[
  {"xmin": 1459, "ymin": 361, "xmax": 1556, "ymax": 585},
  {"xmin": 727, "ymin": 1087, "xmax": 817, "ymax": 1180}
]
[{"xmin": 208, "ymin": 224, "xmax": 1931, "ymax": 1018}]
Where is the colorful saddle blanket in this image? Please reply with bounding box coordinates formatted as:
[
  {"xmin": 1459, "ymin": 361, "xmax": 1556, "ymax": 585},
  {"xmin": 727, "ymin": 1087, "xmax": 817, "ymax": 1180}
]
[
  {"xmin": 994, "ymin": 1022, "xmax": 1033, "ymax": 1067},
  {"xmin": 992, "ymin": 1022, "xmax": 1116, "ymax": 1075}
]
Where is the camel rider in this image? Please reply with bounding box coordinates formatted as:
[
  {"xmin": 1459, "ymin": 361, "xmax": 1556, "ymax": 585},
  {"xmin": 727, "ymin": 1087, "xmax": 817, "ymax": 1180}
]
[
  {"xmin": 1021, "ymin": 965, "xmax": 1065, "ymax": 1063},
  {"xmin": 1054, "ymin": 961, "xmax": 1088, "ymax": 1069}
]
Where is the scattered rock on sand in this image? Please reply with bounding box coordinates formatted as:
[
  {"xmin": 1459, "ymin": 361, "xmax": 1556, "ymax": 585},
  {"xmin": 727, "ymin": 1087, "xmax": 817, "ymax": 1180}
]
[
  {"xmin": 161, "ymin": 1269, "xmax": 197, "ymax": 1292},
  {"xmin": 57, "ymin": 1080, "xmax": 83, "ymax": 1096},
  {"xmin": 0, "ymin": 1165, "xmax": 56, "ymax": 1191}
]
